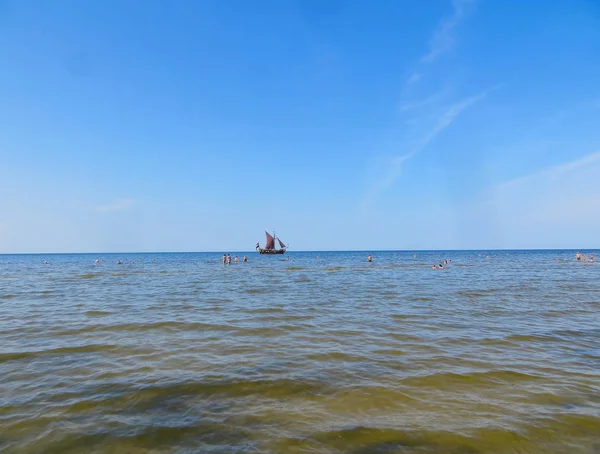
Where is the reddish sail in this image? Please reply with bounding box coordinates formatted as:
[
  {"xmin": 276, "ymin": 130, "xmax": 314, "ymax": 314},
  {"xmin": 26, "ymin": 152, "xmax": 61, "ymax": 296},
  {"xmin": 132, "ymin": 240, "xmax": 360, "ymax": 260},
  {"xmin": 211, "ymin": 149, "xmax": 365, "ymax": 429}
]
[
  {"xmin": 265, "ymin": 231, "xmax": 275, "ymax": 250},
  {"xmin": 256, "ymin": 230, "xmax": 287, "ymax": 254}
]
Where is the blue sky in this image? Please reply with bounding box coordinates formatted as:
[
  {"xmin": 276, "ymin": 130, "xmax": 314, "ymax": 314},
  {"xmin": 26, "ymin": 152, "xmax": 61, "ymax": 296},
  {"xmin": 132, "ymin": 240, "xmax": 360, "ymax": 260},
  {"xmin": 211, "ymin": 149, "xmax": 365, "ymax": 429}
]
[{"xmin": 1, "ymin": 0, "xmax": 599, "ymax": 253}]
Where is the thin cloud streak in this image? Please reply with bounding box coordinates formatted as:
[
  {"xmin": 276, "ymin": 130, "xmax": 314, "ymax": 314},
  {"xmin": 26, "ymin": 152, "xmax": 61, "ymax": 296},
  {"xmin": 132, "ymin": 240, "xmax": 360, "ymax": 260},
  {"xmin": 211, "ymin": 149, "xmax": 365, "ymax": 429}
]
[
  {"xmin": 363, "ymin": 88, "xmax": 491, "ymax": 207},
  {"xmin": 412, "ymin": 90, "xmax": 487, "ymax": 152},
  {"xmin": 494, "ymin": 150, "xmax": 600, "ymax": 192},
  {"xmin": 406, "ymin": 72, "xmax": 421, "ymax": 87},
  {"xmin": 401, "ymin": 0, "xmax": 475, "ymax": 95},
  {"xmin": 421, "ymin": 0, "xmax": 474, "ymax": 64},
  {"xmin": 399, "ymin": 90, "xmax": 448, "ymax": 112},
  {"xmin": 95, "ymin": 198, "xmax": 137, "ymax": 213},
  {"xmin": 469, "ymin": 149, "xmax": 600, "ymax": 244}
]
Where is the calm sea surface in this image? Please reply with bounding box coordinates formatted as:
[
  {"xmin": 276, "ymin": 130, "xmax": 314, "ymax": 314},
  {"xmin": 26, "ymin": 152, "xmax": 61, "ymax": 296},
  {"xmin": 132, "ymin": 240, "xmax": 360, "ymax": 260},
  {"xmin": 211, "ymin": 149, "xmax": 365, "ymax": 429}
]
[{"xmin": 1, "ymin": 250, "xmax": 599, "ymax": 453}]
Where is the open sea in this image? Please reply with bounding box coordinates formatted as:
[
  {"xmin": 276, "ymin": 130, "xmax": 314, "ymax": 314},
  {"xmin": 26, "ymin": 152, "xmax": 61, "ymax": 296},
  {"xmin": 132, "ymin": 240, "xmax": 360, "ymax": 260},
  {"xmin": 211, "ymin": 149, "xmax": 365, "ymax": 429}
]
[{"xmin": 1, "ymin": 250, "xmax": 599, "ymax": 453}]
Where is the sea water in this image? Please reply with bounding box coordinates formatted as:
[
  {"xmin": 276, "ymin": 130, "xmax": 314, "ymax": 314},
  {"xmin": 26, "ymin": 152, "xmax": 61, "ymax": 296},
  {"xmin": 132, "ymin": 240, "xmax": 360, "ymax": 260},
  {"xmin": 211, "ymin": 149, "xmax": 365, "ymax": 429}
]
[{"xmin": 1, "ymin": 250, "xmax": 599, "ymax": 453}]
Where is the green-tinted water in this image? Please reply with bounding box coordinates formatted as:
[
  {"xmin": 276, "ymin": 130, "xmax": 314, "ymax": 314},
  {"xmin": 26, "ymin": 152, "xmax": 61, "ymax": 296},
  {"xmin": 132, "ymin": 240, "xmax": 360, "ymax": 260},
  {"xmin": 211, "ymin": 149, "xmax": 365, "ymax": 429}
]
[{"xmin": 1, "ymin": 251, "xmax": 599, "ymax": 453}]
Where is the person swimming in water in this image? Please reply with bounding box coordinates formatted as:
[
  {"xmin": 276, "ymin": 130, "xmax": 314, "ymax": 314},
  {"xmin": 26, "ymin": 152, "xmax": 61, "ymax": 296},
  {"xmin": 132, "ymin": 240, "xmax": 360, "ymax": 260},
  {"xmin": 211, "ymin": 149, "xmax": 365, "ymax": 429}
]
[
  {"xmin": 234, "ymin": 256, "xmax": 239, "ymax": 263},
  {"xmin": 432, "ymin": 265, "xmax": 437, "ymax": 269},
  {"xmin": 438, "ymin": 264, "xmax": 444, "ymax": 269},
  {"xmin": 227, "ymin": 254, "xmax": 231, "ymax": 265},
  {"xmin": 367, "ymin": 254, "xmax": 373, "ymax": 262},
  {"xmin": 222, "ymin": 254, "xmax": 226, "ymax": 265},
  {"xmin": 243, "ymin": 256, "xmax": 248, "ymax": 262},
  {"xmin": 590, "ymin": 254, "xmax": 595, "ymax": 262},
  {"xmin": 576, "ymin": 252, "xmax": 582, "ymax": 261}
]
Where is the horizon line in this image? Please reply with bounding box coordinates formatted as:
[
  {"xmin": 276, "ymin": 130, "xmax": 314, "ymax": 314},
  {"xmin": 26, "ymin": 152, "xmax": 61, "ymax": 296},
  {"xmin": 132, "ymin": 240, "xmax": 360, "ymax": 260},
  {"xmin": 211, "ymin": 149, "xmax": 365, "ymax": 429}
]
[{"xmin": 0, "ymin": 247, "xmax": 597, "ymax": 256}]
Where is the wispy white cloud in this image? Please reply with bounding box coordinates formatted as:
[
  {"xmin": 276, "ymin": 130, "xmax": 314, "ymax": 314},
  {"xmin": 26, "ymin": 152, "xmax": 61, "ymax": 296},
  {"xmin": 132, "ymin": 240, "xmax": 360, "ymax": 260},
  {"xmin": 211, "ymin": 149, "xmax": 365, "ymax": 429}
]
[
  {"xmin": 397, "ymin": 89, "xmax": 488, "ymax": 161},
  {"xmin": 400, "ymin": 0, "xmax": 475, "ymax": 95},
  {"xmin": 494, "ymin": 150, "xmax": 600, "ymax": 192},
  {"xmin": 540, "ymin": 97, "xmax": 600, "ymax": 126},
  {"xmin": 95, "ymin": 198, "xmax": 137, "ymax": 213},
  {"xmin": 405, "ymin": 71, "xmax": 421, "ymax": 87},
  {"xmin": 362, "ymin": 1, "xmax": 486, "ymax": 207},
  {"xmin": 470, "ymin": 150, "xmax": 600, "ymax": 247},
  {"xmin": 421, "ymin": 0, "xmax": 474, "ymax": 64},
  {"xmin": 411, "ymin": 90, "xmax": 487, "ymax": 150},
  {"xmin": 363, "ymin": 88, "xmax": 491, "ymax": 207},
  {"xmin": 399, "ymin": 89, "xmax": 449, "ymax": 112}
]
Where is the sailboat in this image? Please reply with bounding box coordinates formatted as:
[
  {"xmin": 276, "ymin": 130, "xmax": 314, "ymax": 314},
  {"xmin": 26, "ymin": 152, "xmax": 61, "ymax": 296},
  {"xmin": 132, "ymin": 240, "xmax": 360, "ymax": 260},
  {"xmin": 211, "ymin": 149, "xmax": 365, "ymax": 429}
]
[{"xmin": 256, "ymin": 231, "xmax": 287, "ymax": 254}]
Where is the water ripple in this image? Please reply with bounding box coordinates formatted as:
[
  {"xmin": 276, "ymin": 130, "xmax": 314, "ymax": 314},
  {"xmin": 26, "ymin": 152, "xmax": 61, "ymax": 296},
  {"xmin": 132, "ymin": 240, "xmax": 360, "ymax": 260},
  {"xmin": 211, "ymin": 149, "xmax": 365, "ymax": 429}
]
[{"xmin": 1, "ymin": 250, "xmax": 599, "ymax": 453}]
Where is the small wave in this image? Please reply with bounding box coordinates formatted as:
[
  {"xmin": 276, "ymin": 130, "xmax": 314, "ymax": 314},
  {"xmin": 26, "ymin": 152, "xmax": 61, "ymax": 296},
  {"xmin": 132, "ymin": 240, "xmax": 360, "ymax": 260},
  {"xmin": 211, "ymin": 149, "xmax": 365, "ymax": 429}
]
[
  {"xmin": 528, "ymin": 391, "xmax": 587, "ymax": 407},
  {"xmin": 478, "ymin": 336, "xmax": 517, "ymax": 347},
  {"xmin": 0, "ymin": 351, "xmax": 32, "ymax": 362},
  {"xmin": 403, "ymin": 369, "xmax": 542, "ymax": 387},
  {"xmin": 271, "ymin": 425, "xmax": 512, "ymax": 453},
  {"xmin": 351, "ymin": 268, "xmax": 369, "ymax": 273},
  {"xmin": 28, "ymin": 420, "xmax": 255, "ymax": 453},
  {"xmin": 306, "ymin": 351, "xmax": 366, "ymax": 362},
  {"xmin": 77, "ymin": 273, "xmax": 104, "ymax": 279},
  {"xmin": 89, "ymin": 377, "xmax": 335, "ymax": 405},
  {"xmin": 51, "ymin": 321, "xmax": 234, "ymax": 337},
  {"xmin": 582, "ymin": 348, "xmax": 600, "ymax": 359},
  {"xmin": 372, "ymin": 348, "xmax": 406, "ymax": 357},
  {"xmin": 84, "ymin": 310, "xmax": 112, "ymax": 317},
  {"xmin": 0, "ymin": 344, "xmax": 119, "ymax": 363},
  {"xmin": 286, "ymin": 267, "xmax": 306, "ymax": 271},
  {"xmin": 457, "ymin": 289, "xmax": 497, "ymax": 298},
  {"xmin": 294, "ymin": 276, "xmax": 312, "ymax": 283},
  {"xmin": 380, "ymin": 291, "xmax": 397, "ymax": 299},
  {"xmin": 0, "ymin": 294, "xmax": 16, "ymax": 299},
  {"xmin": 406, "ymin": 296, "xmax": 431, "ymax": 302},
  {"xmin": 245, "ymin": 288, "xmax": 268, "ymax": 294},
  {"xmin": 247, "ymin": 307, "xmax": 285, "ymax": 314},
  {"xmin": 505, "ymin": 333, "xmax": 555, "ymax": 343},
  {"xmin": 551, "ymin": 328, "xmax": 600, "ymax": 340},
  {"xmin": 277, "ymin": 323, "xmax": 313, "ymax": 332},
  {"xmin": 108, "ymin": 321, "xmax": 233, "ymax": 333},
  {"xmin": 273, "ymin": 419, "xmax": 600, "ymax": 454},
  {"xmin": 231, "ymin": 327, "xmax": 285, "ymax": 337},
  {"xmin": 91, "ymin": 365, "xmax": 155, "ymax": 381},
  {"xmin": 325, "ymin": 266, "xmax": 344, "ymax": 271},
  {"xmin": 203, "ymin": 298, "xmax": 233, "ymax": 304}
]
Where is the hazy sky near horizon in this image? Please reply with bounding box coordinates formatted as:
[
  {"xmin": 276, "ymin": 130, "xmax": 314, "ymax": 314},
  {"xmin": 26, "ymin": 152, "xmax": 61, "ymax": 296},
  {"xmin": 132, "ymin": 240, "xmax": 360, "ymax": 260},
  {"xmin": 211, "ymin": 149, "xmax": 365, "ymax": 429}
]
[{"xmin": 1, "ymin": 0, "xmax": 600, "ymax": 253}]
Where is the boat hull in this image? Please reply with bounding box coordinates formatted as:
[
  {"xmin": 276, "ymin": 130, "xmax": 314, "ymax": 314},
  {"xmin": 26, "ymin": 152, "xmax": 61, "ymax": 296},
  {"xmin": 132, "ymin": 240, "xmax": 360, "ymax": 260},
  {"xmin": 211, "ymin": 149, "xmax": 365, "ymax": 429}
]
[{"xmin": 257, "ymin": 248, "xmax": 286, "ymax": 255}]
